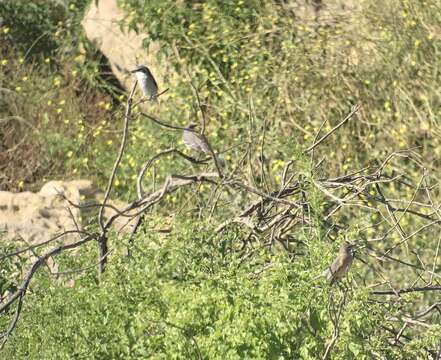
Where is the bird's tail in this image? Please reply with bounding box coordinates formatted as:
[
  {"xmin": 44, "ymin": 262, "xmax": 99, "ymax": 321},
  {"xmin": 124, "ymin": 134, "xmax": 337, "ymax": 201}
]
[{"xmin": 313, "ymin": 268, "xmax": 331, "ymax": 281}]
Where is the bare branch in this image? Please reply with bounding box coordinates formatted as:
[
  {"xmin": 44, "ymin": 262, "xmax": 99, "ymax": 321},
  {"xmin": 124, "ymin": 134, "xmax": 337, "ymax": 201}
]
[
  {"xmin": 371, "ymin": 286, "xmax": 441, "ymax": 296},
  {"xmin": 304, "ymin": 104, "xmax": 360, "ymax": 153},
  {"xmin": 96, "ymin": 82, "xmax": 137, "ymax": 275},
  {"xmin": 0, "ymin": 234, "xmax": 94, "ymax": 348}
]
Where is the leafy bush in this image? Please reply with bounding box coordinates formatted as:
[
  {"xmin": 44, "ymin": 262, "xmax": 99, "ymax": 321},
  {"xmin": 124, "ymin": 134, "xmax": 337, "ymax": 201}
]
[
  {"xmin": 0, "ymin": 0, "xmax": 90, "ymax": 57},
  {"xmin": 0, "ymin": 0, "xmax": 122, "ymax": 191},
  {"xmin": 4, "ymin": 224, "xmax": 439, "ymax": 359}
]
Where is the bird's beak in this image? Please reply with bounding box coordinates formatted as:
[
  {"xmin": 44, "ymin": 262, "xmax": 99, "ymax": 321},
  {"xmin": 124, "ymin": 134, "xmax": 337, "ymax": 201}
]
[{"xmin": 130, "ymin": 68, "xmax": 139, "ymax": 73}]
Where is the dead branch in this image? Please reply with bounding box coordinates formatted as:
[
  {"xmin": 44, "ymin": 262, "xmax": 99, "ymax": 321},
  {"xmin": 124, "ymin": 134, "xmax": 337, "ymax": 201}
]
[
  {"xmin": 97, "ymin": 82, "xmax": 137, "ymax": 275},
  {"xmin": 371, "ymin": 286, "xmax": 441, "ymax": 296},
  {"xmin": 304, "ymin": 104, "xmax": 360, "ymax": 153},
  {"xmin": 323, "ymin": 288, "xmax": 349, "ymax": 360},
  {"xmin": 0, "ymin": 234, "xmax": 94, "ymax": 349}
]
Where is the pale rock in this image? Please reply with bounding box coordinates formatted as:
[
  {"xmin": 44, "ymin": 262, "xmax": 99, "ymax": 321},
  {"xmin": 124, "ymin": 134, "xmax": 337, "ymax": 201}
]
[{"xmin": 0, "ymin": 180, "xmax": 96, "ymax": 247}]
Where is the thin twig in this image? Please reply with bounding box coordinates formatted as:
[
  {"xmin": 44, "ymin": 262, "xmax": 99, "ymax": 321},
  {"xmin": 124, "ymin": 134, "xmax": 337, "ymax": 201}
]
[{"xmin": 304, "ymin": 105, "xmax": 360, "ymax": 153}]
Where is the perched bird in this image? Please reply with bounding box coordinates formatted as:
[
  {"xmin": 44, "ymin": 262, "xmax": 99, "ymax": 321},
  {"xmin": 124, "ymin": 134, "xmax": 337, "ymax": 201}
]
[
  {"xmin": 183, "ymin": 123, "xmax": 211, "ymax": 155},
  {"xmin": 183, "ymin": 123, "xmax": 225, "ymax": 166},
  {"xmin": 131, "ymin": 65, "xmax": 158, "ymax": 101},
  {"xmin": 319, "ymin": 244, "xmax": 355, "ymax": 285}
]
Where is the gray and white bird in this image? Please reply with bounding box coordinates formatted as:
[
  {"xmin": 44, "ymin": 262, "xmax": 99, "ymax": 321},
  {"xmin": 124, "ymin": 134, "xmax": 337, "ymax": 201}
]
[
  {"xmin": 131, "ymin": 65, "xmax": 158, "ymax": 101},
  {"xmin": 319, "ymin": 244, "xmax": 355, "ymax": 285},
  {"xmin": 183, "ymin": 123, "xmax": 211, "ymax": 155},
  {"xmin": 183, "ymin": 123, "xmax": 225, "ymax": 166}
]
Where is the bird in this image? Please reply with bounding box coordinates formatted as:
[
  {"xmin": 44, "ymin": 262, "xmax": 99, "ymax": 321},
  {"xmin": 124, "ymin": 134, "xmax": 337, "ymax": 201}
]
[
  {"xmin": 130, "ymin": 65, "xmax": 158, "ymax": 101},
  {"xmin": 182, "ymin": 123, "xmax": 225, "ymax": 166},
  {"xmin": 319, "ymin": 244, "xmax": 355, "ymax": 285},
  {"xmin": 183, "ymin": 123, "xmax": 211, "ymax": 155}
]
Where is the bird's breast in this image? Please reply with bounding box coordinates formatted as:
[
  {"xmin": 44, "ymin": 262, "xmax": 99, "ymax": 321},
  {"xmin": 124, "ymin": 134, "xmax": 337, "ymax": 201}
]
[
  {"xmin": 136, "ymin": 72, "xmax": 149, "ymax": 87},
  {"xmin": 135, "ymin": 72, "xmax": 157, "ymax": 97}
]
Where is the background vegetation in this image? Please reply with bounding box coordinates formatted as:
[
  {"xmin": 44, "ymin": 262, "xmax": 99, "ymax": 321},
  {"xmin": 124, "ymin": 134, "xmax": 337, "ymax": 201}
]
[{"xmin": 1, "ymin": 0, "xmax": 441, "ymax": 358}]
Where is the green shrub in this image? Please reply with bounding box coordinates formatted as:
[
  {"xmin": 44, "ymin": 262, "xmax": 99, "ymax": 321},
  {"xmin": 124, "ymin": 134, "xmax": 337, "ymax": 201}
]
[{"xmin": 4, "ymin": 224, "xmax": 438, "ymax": 359}]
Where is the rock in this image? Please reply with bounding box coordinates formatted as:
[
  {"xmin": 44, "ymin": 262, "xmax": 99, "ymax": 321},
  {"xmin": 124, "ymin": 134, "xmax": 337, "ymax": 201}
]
[
  {"xmin": 0, "ymin": 180, "xmax": 97, "ymax": 248},
  {"xmin": 0, "ymin": 179, "xmax": 139, "ymax": 255},
  {"xmin": 0, "ymin": 180, "xmax": 98, "ymax": 282},
  {"xmin": 0, "ymin": 178, "xmax": 143, "ymax": 299},
  {"xmin": 98, "ymin": 195, "xmax": 139, "ymax": 234},
  {"xmin": 81, "ymin": 0, "xmax": 171, "ymax": 97}
]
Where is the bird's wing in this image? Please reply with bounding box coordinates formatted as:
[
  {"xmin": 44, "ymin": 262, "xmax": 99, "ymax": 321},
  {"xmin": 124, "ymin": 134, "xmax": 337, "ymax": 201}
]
[
  {"xmin": 183, "ymin": 131, "xmax": 202, "ymax": 152},
  {"xmin": 318, "ymin": 268, "xmax": 331, "ymax": 280},
  {"xmin": 183, "ymin": 131, "xmax": 211, "ymax": 154},
  {"xmin": 145, "ymin": 67, "xmax": 158, "ymax": 89},
  {"xmin": 197, "ymin": 133, "xmax": 211, "ymax": 154},
  {"xmin": 328, "ymin": 255, "xmax": 345, "ymax": 280}
]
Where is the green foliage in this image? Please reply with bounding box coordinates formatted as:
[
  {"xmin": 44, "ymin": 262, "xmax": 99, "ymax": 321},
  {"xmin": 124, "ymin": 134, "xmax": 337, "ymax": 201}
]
[
  {"xmin": 0, "ymin": 0, "xmax": 125, "ymax": 191},
  {"xmin": 0, "ymin": 0, "xmax": 63, "ymax": 56},
  {"xmin": 118, "ymin": 0, "xmax": 441, "ymax": 180},
  {"xmin": 4, "ymin": 225, "xmax": 438, "ymax": 359},
  {"xmin": 0, "ymin": 0, "xmax": 89, "ymax": 57},
  {"xmin": 0, "ymin": 242, "xmax": 25, "ymax": 296},
  {"xmin": 122, "ymin": 0, "xmax": 266, "ymax": 79}
]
